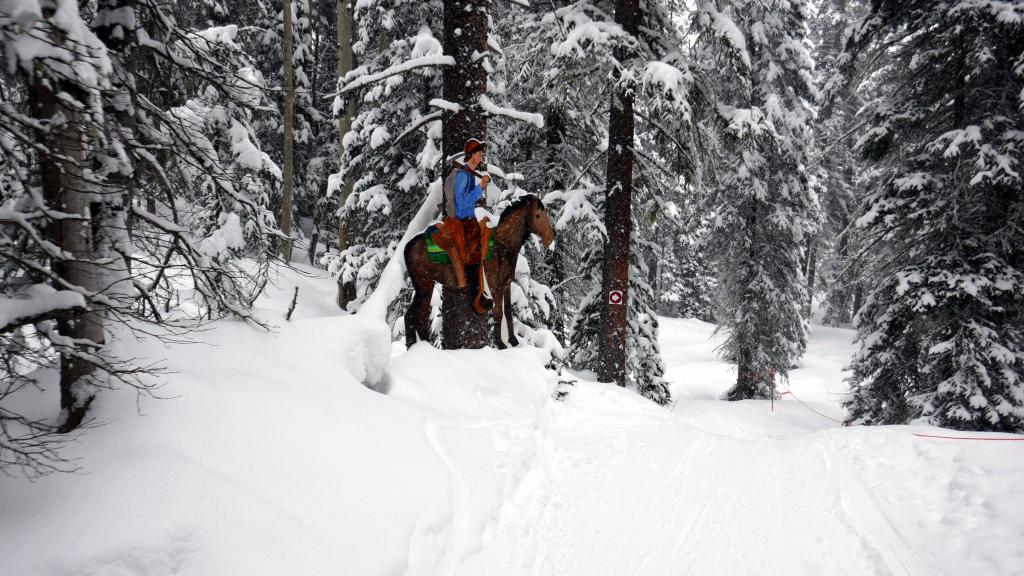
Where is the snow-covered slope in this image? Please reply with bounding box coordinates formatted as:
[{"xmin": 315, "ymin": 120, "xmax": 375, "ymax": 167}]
[{"xmin": 1, "ymin": 267, "xmax": 1022, "ymax": 575}]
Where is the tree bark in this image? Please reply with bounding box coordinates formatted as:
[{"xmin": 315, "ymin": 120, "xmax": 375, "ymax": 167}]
[
  {"xmin": 335, "ymin": 0, "xmax": 359, "ymax": 306},
  {"xmin": 280, "ymin": 0, "xmax": 296, "ymax": 261},
  {"xmin": 32, "ymin": 72, "xmax": 104, "ymax": 433},
  {"xmin": 545, "ymin": 109, "xmax": 567, "ymax": 341},
  {"xmin": 596, "ymin": 0, "xmax": 639, "ymax": 384},
  {"xmin": 440, "ymin": 0, "xmax": 489, "ymax": 349},
  {"xmin": 308, "ymin": 1, "xmax": 324, "ymax": 266},
  {"xmin": 805, "ymin": 237, "xmax": 817, "ymax": 317}
]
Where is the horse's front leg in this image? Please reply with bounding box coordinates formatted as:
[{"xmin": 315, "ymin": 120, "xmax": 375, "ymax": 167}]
[
  {"xmin": 503, "ymin": 288, "xmax": 519, "ymax": 348},
  {"xmin": 503, "ymin": 254, "xmax": 520, "ymax": 348},
  {"xmin": 484, "ymin": 258, "xmax": 507, "ymax": 349}
]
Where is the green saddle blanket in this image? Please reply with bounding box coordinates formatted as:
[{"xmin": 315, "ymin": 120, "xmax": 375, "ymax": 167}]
[{"xmin": 425, "ymin": 225, "xmax": 495, "ymax": 265}]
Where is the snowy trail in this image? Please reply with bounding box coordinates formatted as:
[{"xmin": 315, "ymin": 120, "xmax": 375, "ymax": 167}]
[
  {"xmin": 2, "ymin": 267, "xmax": 1020, "ymax": 576},
  {"xmin": 385, "ymin": 319, "xmax": 1024, "ymax": 576}
]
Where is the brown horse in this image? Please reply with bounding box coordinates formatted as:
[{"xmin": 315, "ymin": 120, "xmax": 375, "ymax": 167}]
[{"xmin": 403, "ymin": 194, "xmax": 555, "ymax": 349}]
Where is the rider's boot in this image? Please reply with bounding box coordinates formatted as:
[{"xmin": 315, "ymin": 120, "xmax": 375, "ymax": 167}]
[{"xmin": 473, "ymin": 220, "xmax": 494, "ymax": 315}]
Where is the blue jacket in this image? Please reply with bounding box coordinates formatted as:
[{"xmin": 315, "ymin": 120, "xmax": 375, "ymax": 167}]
[{"xmin": 453, "ymin": 169, "xmax": 484, "ymax": 219}]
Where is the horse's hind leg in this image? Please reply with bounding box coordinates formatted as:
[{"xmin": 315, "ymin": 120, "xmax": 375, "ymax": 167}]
[
  {"xmin": 414, "ymin": 287, "xmax": 432, "ymax": 344},
  {"xmin": 405, "ymin": 286, "xmax": 433, "ymax": 348},
  {"xmin": 405, "ymin": 289, "xmax": 421, "ymax": 348}
]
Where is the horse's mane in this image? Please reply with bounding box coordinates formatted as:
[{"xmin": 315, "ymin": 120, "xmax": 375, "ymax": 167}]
[{"xmin": 499, "ymin": 194, "xmax": 544, "ymax": 225}]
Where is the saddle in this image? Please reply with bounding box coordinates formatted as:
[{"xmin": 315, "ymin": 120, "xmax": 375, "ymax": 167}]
[
  {"xmin": 425, "ymin": 218, "xmax": 495, "ymax": 314},
  {"xmin": 425, "ymin": 224, "xmax": 495, "ymax": 265}
]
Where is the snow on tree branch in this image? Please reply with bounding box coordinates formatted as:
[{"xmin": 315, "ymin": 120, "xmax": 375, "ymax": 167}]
[
  {"xmin": 478, "ymin": 95, "xmax": 544, "ymax": 128},
  {"xmin": 336, "ymin": 55, "xmax": 455, "ymax": 95},
  {"xmin": 0, "ymin": 286, "xmax": 86, "ymax": 333}
]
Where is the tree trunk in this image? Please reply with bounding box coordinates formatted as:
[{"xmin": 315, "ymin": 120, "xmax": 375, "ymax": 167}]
[
  {"xmin": 727, "ymin": 203, "xmax": 762, "ymax": 401},
  {"xmin": 805, "ymin": 237, "xmax": 817, "ymax": 317},
  {"xmin": 32, "ymin": 73, "xmax": 104, "ymax": 433},
  {"xmin": 280, "ymin": 0, "xmax": 296, "ymax": 261},
  {"xmin": 440, "ymin": 0, "xmax": 489, "ymax": 350},
  {"xmin": 596, "ymin": 0, "xmax": 639, "ymax": 384},
  {"xmin": 852, "ymin": 283, "xmax": 864, "ymax": 322},
  {"xmin": 335, "ymin": 0, "xmax": 359, "ymax": 306},
  {"xmin": 545, "ymin": 109, "xmax": 567, "ymax": 341},
  {"xmin": 308, "ymin": 2, "xmax": 323, "ymax": 267}
]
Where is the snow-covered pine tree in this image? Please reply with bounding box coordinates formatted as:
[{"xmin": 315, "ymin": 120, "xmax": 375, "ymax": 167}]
[
  {"xmin": 692, "ymin": 0, "xmax": 820, "ymax": 400},
  {"xmin": 325, "ymin": 1, "xmax": 446, "ymax": 319},
  {"xmin": 489, "ymin": 0, "xmax": 598, "ymax": 344},
  {"xmin": 813, "ymin": 0, "xmax": 869, "ymax": 327},
  {"xmin": 837, "ymin": 1, "xmax": 1024, "ymax": 432},
  {"xmin": 304, "ymin": 0, "xmax": 342, "ymax": 265},
  {"xmin": 658, "ymin": 228, "xmax": 716, "ymax": 322},
  {"xmin": 498, "ymin": 0, "xmax": 700, "ymax": 403}
]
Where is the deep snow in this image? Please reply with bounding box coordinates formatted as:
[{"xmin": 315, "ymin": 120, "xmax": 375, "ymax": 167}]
[{"xmin": 1, "ymin": 265, "xmax": 1022, "ymax": 575}]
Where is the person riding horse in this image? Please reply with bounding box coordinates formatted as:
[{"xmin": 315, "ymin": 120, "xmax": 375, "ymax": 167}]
[{"xmin": 431, "ymin": 138, "xmax": 494, "ymax": 312}]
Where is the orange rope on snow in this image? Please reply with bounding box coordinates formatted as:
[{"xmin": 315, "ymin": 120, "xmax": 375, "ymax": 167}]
[
  {"xmin": 910, "ymin": 433, "xmax": 1024, "ymax": 442},
  {"xmin": 776, "ymin": 385, "xmax": 849, "ymax": 425},
  {"xmin": 774, "ymin": 382, "xmax": 1024, "ymax": 441}
]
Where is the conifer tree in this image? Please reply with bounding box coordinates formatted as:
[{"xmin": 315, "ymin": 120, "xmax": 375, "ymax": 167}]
[
  {"xmin": 496, "ymin": 0, "xmax": 699, "ymax": 403},
  {"xmin": 814, "ymin": 0, "xmax": 869, "ymax": 327},
  {"xmin": 837, "ymin": 0, "xmax": 1024, "ymax": 432},
  {"xmin": 325, "ymin": 0, "xmax": 446, "ymax": 316},
  {"xmin": 692, "ymin": 0, "xmax": 820, "ymax": 400}
]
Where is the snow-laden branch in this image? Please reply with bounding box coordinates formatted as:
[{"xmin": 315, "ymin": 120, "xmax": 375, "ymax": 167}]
[
  {"xmin": 478, "ymin": 95, "xmax": 545, "ymax": 128},
  {"xmin": 394, "ymin": 111, "xmax": 443, "ymax": 146},
  {"xmin": 429, "ymin": 98, "xmax": 463, "ymax": 113},
  {"xmin": 335, "ymin": 55, "xmax": 455, "ymax": 96},
  {"xmin": 0, "ymin": 286, "xmax": 86, "ymax": 333}
]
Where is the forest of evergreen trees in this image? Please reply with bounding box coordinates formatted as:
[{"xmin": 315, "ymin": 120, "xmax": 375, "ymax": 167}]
[{"xmin": 1, "ymin": 0, "xmax": 1022, "ymax": 474}]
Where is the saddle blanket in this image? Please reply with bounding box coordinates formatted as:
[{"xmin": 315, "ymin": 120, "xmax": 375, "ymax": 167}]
[{"xmin": 425, "ymin": 225, "xmax": 495, "ymax": 265}]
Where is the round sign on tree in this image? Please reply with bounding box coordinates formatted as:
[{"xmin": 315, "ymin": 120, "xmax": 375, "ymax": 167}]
[{"xmin": 608, "ymin": 290, "xmax": 624, "ymax": 305}]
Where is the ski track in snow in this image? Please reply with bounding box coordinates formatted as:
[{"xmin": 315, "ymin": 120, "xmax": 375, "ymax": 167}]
[{"xmin": 385, "ymin": 319, "xmax": 1024, "ymax": 576}]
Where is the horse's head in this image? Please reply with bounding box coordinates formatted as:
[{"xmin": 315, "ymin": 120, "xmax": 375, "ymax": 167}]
[{"xmin": 526, "ymin": 195, "xmax": 555, "ymax": 248}]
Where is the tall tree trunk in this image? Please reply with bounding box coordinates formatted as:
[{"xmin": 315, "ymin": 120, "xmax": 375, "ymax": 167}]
[
  {"xmin": 280, "ymin": 0, "xmax": 296, "ymax": 261},
  {"xmin": 805, "ymin": 236, "xmax": 817, "ymax": 317},
  {"xmin": 596, "ymin": 0, "xmax": 639, "ymax": 384},
  {"xmin": 545, "ymin": 109, "xmax": 567, "ymax": 341},
  {"xmin": 32, "ymin": 73, "xmax": 104, "ymax": 433},
  {"xmin": 96, "ymin": 0, "xmax": 138, "ymax": 300},
  {"xmin": 440, "ymin": 0, "xmax": 489, "ymax": 350},
  {"xmin": 335, "ymin": 0, "xmax": 358, "ymax": 307},
  {"xmin": 308, "ymin": 1, "xmax": 323, "ymax": 266}
]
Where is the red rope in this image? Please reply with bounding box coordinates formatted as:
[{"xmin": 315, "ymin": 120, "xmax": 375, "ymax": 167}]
[
  {"xmin": 777, "ymin": 385, "xmax": 849, "ymax": 425},
  {"xmin": 776, "ymin": 384, "xmax": 1024, "ymax": 441},
  {"xmin": 911, "ymin": 433, "xmax": 1024, "ymax": 441}
]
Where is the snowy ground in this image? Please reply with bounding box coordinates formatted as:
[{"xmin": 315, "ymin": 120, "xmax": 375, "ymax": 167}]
[{"xmin": 2, "ymin": 265, "xmax": 1022, "ymax": 575}]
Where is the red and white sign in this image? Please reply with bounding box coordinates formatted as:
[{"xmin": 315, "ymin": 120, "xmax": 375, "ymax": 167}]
[{"xmin": 608, "ymin": 290, "xmax": 624, "ymax": 305}]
